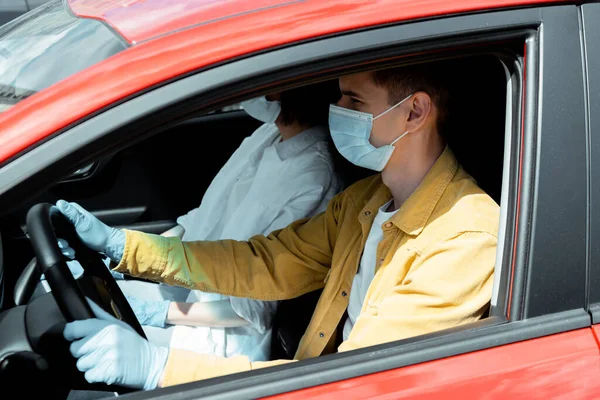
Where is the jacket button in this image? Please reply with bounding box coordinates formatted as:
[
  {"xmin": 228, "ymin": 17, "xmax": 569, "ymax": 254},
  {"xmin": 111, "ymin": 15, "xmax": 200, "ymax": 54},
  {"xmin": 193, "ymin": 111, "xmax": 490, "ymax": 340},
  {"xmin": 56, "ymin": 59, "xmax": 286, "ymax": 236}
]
[
  {"xmin": 341, "ymin": 291, "xmax": 347, "ymax": 297},
  {"xmin": 319, "ymin": 332, "xmax": 325, "ymax": 338},
  {"xmin": 364, "ymin": 211, "xmax": 371, "ymax": 216},
  {"xmin": 384, "ymin": 222, "xmax": 392, "ymax": 228}
]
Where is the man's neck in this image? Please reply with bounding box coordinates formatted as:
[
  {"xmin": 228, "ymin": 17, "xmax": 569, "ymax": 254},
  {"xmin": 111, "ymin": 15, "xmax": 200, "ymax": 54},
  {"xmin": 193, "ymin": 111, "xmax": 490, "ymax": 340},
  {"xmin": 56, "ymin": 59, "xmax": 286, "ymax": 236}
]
[
  {"xmin": 382, "ymin": 135, "xmax": 445, "ymax": 212},
  {"xmin": 276, "ymin": 121, "xmax": 311, "ymax": 141}
]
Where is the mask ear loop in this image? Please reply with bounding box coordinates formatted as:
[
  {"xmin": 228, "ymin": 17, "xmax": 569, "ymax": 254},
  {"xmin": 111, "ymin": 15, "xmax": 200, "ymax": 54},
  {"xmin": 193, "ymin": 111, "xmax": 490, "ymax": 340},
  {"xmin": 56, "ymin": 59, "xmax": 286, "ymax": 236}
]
[
  {"xmin": 373, "ymin": 93, "xmax": 414, "ymax": 120},
  {"xmin": 390, "ymin": 130, "xmax": 410, "ymax": 146},
  {"xmin": 375, "ymin": 93, "xmax": 414, "ymax": 147}
]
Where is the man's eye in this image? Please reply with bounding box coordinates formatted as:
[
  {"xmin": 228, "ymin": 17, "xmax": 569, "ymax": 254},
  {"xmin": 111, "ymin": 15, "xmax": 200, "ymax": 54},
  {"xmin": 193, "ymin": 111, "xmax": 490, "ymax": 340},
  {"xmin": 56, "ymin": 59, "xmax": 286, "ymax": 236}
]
[{"xmin": 351, "ymin": 98, "xmax": 362, "ymax": 104}]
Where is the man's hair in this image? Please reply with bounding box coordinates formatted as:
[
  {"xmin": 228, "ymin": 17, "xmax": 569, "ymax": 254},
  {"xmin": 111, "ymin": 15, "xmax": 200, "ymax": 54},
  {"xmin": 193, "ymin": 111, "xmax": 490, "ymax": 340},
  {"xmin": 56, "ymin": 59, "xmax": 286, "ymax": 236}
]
[
  {"xmin": 371, "ymin": 61, "xmax": 452, "ymax": 137},
  {"xmin": 278, "ymin": 79, "xmax": 341, "ymax": 127}
]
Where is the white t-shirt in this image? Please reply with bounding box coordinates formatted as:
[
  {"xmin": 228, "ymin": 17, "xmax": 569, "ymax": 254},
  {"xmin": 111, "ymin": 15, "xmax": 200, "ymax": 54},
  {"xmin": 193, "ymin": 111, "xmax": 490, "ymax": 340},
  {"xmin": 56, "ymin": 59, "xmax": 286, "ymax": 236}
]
[
  {"xmin": 170, "ymin": 122, "xmax": 341, "ymax": 361},
  {"xmin": 343, "ymin": 199, "xmax": 396, "ymax": 341}
]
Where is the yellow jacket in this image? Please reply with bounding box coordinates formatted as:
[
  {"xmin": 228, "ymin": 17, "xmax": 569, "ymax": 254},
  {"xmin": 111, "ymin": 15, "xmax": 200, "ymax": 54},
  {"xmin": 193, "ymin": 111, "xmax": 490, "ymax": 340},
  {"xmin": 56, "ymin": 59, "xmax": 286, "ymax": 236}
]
[{"xmin": 114, "ymin": 146, "xmax": 500, "ymax": 387}]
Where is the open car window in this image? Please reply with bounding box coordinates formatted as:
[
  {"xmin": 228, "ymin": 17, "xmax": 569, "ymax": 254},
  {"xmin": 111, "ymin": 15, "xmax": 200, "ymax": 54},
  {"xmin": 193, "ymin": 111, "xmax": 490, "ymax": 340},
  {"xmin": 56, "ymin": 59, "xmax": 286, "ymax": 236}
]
[{"xmin": 0, "ymin": 0, "xmax": 127, "ymax": 111}]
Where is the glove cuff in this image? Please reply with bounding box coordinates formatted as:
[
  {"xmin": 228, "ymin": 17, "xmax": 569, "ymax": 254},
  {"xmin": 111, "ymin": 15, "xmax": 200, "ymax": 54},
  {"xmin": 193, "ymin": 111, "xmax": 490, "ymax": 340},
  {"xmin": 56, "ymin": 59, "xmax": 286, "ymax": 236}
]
[
  {"xmin": 148, "ymin": 300, "xmax": 171, "ymax": 328},
  {"xmin": 105, "ymin": 229, "xmax": 126, "ymax": 263}
]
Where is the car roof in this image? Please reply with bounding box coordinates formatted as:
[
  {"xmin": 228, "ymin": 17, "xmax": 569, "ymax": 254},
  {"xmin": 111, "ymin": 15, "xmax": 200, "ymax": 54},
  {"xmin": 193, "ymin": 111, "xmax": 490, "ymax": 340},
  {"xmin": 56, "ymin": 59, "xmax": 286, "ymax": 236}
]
[
  {"xmin": 68, "ymin": 0, "xmax": 567, "ymax": 44},
  {"xmin": 0, "ymin": 0, "xmax": 568, "ymax": 164},
  {"xmin": 67, "ymin": 0, "xmax": 307, "ymax": 44}
]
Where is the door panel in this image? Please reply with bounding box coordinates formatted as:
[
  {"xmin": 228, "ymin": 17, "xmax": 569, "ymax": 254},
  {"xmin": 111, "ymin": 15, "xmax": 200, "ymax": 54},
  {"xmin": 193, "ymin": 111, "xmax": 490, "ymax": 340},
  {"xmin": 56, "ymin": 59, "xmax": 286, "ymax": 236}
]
[
  {"xmin": 47, "ymin": 110, "xmax": 261, "ymax": 223},
  {"xmin": 14, "ymin": 110, "xmax": 260, "ymax": 226},
  {"xmin": 265, "ymin": 328, "xmax": 600, "ymax": 400}
]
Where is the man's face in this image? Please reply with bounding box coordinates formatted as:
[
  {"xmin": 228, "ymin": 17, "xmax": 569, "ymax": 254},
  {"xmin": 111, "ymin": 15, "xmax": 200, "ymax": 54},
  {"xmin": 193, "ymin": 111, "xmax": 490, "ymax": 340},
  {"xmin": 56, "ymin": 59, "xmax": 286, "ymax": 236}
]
[{"xmin": 336, "ymin": 72, "xmax": 411, "ymax": 148}]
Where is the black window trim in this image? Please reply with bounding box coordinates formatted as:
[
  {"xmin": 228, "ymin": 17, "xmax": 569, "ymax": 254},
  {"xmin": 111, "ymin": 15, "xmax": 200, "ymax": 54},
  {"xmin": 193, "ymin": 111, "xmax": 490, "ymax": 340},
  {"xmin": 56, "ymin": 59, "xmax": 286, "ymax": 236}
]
[
  {"xmin": 581, "ymin": 3, "xmax": 600, "ymax": 322},
  {"xmin": 0, "ymin": 4, "xmax": 589, "ymax": 399}
]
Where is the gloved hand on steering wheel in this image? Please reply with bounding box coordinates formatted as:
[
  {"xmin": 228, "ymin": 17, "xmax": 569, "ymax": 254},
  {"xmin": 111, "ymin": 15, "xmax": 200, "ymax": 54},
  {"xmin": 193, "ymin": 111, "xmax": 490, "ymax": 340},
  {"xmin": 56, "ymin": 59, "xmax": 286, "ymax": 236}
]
[
  {"xmin": 55, "ymin": 200, "xmax": 126, "ymax": 263},
  {"xmin": 51, "ymin": 239, "xmax": 125, "ymax": 280},
  {"xmin": 39, "ymin": 238, "xmax": 86, "ymax": 279},
  {"xmin": 49, "ymin": 200, "xmax": 126, "ymax": 279},
  {"xmin": 63, "ymin": 298, "xmax": 169, "ymax": 390}
]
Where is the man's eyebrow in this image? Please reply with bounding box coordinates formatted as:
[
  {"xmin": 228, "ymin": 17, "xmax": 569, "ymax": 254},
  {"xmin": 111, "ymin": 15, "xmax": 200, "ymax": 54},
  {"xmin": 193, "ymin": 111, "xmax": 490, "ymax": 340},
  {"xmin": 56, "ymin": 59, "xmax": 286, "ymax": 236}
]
[{"xmin": 341, "ymin": 89, "xmax": 362, "ymax": 99}]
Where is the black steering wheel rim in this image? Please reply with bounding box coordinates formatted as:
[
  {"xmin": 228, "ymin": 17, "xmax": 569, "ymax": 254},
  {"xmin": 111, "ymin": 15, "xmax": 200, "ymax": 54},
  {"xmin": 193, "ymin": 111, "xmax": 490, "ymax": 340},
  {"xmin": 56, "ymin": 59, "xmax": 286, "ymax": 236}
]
[{"xmin": 25, "ymin": 202, "xmax": 146, "ymax": 338}]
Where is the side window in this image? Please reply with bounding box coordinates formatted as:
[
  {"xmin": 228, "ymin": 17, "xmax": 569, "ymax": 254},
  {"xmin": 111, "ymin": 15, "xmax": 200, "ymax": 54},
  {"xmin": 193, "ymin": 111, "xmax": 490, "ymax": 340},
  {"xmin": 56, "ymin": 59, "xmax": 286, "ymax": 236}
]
[{"xmin": 0, "ymin": 0, "xmax": 127, "ymax": 113}]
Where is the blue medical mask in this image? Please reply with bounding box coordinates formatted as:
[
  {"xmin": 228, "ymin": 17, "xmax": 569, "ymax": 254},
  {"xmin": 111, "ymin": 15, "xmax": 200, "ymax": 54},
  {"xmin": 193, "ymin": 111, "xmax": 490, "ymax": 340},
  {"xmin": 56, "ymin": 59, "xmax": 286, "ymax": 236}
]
[
  {"xmin": 329, "ymin": 94, "xmax": 413, "ymax": 171},
  {"xmin": 241, "ymin": 96, "xmax": 281, "ymax": 124}
]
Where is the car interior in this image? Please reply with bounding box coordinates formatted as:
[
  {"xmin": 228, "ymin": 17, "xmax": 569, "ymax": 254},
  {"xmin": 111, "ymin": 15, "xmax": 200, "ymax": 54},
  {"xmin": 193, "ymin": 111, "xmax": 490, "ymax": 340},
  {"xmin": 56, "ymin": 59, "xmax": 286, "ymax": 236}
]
[{"xmin": 0, "ymin": 51, "xmax": 510, "ymax": 397}]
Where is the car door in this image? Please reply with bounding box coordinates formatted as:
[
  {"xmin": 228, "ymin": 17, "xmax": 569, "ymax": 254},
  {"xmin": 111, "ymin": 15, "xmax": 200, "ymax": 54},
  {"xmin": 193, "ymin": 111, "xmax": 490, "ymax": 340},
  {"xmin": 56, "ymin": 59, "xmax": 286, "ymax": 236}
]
[{"xmin": 138, "ymin": 5, "xmax": 598, "ymax": 399}]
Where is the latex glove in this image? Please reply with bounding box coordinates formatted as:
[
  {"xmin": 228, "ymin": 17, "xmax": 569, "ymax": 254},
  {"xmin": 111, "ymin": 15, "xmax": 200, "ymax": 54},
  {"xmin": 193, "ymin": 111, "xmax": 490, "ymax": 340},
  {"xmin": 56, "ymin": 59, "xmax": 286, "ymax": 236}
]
[
  {"xmin": 49, "ymin": 238, "xmax": 125, "ymax": 280},
  {"xmin": 39, "ymin": 238, "xmax": 84, "ymax": 280},
  {"xmin": 55, "ymin": 200, "xmax": 125, "ymax": 263},
  {"xmin": 63, "ymin": 298, "xmax": 169, "ymax": 390},
  {"xmin": 125, "ymin": 295, "xmax": 170, "ymax": 328}
]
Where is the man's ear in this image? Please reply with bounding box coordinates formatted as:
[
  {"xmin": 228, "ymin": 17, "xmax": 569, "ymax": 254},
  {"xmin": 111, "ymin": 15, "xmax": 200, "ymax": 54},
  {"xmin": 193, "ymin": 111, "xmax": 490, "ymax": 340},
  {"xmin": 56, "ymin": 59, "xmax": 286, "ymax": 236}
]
[{"xmin": 405, "ymin": 92, "xmax": 432, "ymax": 132}]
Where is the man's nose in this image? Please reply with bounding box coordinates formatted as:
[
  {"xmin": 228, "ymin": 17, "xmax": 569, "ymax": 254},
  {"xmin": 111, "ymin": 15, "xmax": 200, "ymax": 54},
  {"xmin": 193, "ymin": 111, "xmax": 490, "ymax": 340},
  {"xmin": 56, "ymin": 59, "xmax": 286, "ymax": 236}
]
[{"xmin": 336, "ymin": 96, "xmax": 352, "ymax": 108}]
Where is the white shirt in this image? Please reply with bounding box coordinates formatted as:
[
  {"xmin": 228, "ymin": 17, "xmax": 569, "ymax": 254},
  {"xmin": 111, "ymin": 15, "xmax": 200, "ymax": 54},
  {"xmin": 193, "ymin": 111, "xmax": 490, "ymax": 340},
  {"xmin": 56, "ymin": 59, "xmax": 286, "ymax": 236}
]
[
  {"xmin": 343, "ymin": 199, "xmax": 396, "ymax": 341},
  {"xmin": 170, "ymin": 123, "xmax": 341, "ymax": 361}
]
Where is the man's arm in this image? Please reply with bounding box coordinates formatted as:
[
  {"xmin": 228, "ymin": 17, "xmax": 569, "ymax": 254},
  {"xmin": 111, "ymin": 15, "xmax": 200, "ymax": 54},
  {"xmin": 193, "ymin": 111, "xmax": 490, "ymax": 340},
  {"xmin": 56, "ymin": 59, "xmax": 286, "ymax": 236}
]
[
  {"xmin": 113, "ymin": 191, "xmax": 345, "ymax": 301},
  {"xmin": 159, "ymin": 350, "xmax": 295, "ymax": 387},
  {"xmin": 156, "ymin": 231, "xmax": 496, "ymax": 388},
  {"xmin": 338, "ymin": 231, "xmax": 497, "ymax": 352}
]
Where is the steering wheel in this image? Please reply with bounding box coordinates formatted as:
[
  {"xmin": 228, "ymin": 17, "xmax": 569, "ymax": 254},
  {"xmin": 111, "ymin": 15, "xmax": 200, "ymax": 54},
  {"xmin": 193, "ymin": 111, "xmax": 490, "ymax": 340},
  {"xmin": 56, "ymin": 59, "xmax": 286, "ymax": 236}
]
[
  {"xmin": 25, "ymin": 202, "xmax": 146, "ymax": 336},
  {"xmin": 0, "ymin": 202, "xmax": 149, "ymax": 398},
  {"xmin": 24, "ymin": 203, "xmax": 147, "ymax": 395}
]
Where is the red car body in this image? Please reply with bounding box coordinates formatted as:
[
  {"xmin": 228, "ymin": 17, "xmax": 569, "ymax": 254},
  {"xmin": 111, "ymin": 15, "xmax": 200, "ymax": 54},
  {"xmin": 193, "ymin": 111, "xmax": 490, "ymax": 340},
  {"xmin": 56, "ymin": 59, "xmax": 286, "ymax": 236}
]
[{"xmin": 0, "ymin": 0, "xmax": 566, "ymax": 163}]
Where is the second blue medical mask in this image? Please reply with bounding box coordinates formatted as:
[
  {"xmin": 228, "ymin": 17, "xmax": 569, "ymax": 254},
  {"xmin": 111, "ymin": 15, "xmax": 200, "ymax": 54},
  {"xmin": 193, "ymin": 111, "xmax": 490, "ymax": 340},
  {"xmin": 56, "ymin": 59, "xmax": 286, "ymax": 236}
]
[
  {"xmin": 329, "ymin": 94, "xmax": 413, "ymax": 171},
  {"xmin": 241, "ymin": 96, "xmax": 281, "ymax": 124}
]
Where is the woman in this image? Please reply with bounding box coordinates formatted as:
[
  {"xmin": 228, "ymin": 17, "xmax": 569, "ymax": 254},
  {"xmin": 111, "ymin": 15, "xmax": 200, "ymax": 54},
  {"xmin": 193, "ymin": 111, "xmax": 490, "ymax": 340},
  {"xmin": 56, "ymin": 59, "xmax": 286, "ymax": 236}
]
[{"xmin": 110, "ymin": 79, "xmax": 343, "ymax": 362}]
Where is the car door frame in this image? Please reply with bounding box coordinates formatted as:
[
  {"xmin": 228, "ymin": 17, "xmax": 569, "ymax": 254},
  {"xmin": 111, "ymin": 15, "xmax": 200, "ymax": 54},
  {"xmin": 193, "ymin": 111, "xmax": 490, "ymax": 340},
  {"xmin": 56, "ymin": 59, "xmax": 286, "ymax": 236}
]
[
  {"xmin": 0, "ymin": 4, "xmax": 591, "ymax": 399},
  {"xmin": 581, "ymin": 2, "xmax": 600, "ymax": 345}
]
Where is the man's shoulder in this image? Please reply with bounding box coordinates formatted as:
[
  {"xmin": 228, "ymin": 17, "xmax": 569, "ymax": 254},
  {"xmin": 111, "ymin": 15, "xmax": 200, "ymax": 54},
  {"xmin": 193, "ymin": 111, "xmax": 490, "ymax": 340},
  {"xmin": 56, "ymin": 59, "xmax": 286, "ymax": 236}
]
[{"xmin": 428, "ymin": 166, "xmax": 500, "ymax": 239}]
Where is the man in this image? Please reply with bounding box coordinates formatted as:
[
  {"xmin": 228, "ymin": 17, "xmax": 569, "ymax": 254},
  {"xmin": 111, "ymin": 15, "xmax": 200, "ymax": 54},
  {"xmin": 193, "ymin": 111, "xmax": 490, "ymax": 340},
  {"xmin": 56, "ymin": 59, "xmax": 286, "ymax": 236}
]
[{"xmin": 59, "ymin": 60, "xmax": 499, "ymax": 390}]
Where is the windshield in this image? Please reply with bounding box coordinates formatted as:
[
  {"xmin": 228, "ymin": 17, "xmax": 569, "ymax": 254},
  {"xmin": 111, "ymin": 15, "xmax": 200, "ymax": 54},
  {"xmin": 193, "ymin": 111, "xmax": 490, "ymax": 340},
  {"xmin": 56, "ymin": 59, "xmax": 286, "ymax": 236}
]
[{"xmin": 0, "ymin": 0, "xmax": 128, "ymax": 111}]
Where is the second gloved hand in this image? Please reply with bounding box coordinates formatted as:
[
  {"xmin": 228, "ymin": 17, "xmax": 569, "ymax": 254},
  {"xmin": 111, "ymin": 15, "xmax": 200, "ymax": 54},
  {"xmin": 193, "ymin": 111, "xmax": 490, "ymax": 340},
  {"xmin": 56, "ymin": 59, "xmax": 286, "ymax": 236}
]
[
  {"xmin": 63, "ymin": 298, "xmax": 169, "ymax": 390},
  {"xmin": 54, "ymin": 238, "xmax": 125, "ymax": 280},
  {"xmin": 126, "ymin": 295, "xmax": 171, "ymax": 328},
  {"xmin": 40, "ymin": 238, "xmax": 84, "ymax": 280},
  {"xmin": 55, "ymin": 200, "xmax": 126, "ymax": 263}
]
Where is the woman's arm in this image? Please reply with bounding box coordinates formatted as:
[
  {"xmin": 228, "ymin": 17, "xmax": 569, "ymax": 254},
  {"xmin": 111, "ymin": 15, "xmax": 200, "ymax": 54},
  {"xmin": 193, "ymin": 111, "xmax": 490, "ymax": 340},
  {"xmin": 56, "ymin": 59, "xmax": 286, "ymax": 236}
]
[
  {"xmin": 166, "ymin": 300, "xmax": 250, "ymax": 328},
  {"xmin": 160, "ymin": 224, "xmax": 185, "ymax": 239}
]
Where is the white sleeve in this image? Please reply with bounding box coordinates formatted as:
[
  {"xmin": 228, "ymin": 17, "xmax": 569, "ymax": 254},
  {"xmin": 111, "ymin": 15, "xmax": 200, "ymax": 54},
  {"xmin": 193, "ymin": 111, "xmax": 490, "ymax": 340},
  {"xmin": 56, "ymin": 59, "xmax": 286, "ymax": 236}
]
[
  {"xmin": 175, "ymin": 206, "xmax": 198, "ymax": 232},
  {"xmin": 229, "ymin": 297, "xmax": 279, "ymax": 333},
  {"xmin": 228, "ymin": 168, "xmax": 339, "ymax": 331},
  {"xmin": 261, "ymin": 162, "xmax": 339, "ymax": 235},
  {"xmin": 227, "ymin": 183, "xmax": 329, "ymax": 331}
]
